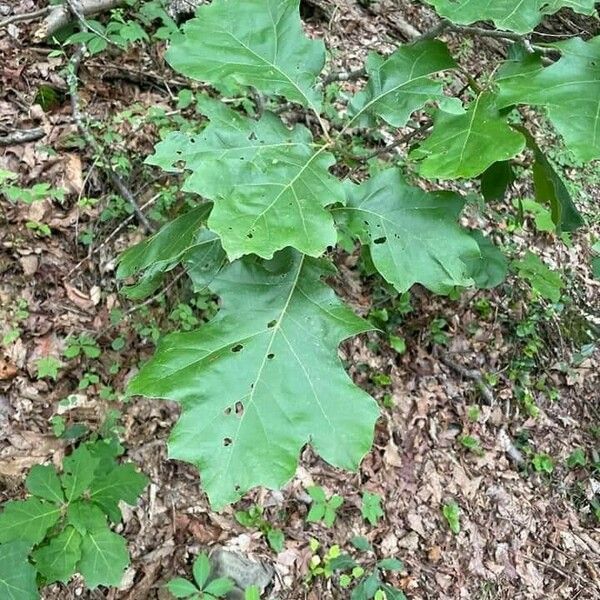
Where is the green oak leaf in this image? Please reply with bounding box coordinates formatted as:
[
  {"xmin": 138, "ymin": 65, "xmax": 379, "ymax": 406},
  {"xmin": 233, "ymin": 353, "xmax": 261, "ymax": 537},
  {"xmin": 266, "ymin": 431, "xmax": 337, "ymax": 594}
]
[
  {"xmin": 410, "ymin": 93, "xmax": 525, "ymax": 179},
  {"xmin": 90, "ymin": 464, "xmax": 148, "ymax": 522},
  {"xmin": 78, "ymin": 528, "xmax": 129, "ymax": 589},
  {"xmin": 165, "ymin": 0, "xmax": 325, "ymax": 110},
  {"xmin": 424, "ymin": 1, "xmax": 596, "ymax": 34},
  {"xmin": 480, "ymin": 161, "xmax": 515, "ymax": 202},
  {"xmin": 32, "ymin": 526, "xmax": 82, "ymax": 584},
  {"xmin": 348, "ymin": 40, "xmax": 456, "ymax": 127},
  {"xmin": 0, "ymin": 542, "xmax": 38, "ymax": 600},
  {"xmin": 117, "ymin": 205, "xmax": 222, "ymax": 299},
  {"xmin": 61, "ymin": 444, "xmax": 100, "ymax": 502},
  {"xmin": 67, "ymin": 501, "xmax": 108, "ymax": 535},
  {"xmin": 0, "ymin": 498, "xmax": 61, "ymax": 545},
  {"xmin": 335, "ymin": 169, "xmax": 481, "ymax": 294},
  {"xmin": 25, "ymin": 464, "xmax": 64, "ymax": 505},
  {"xmin": 147, "ymin": 97, "xmax": 341, "ymax": 259},
  {"xmin": 497, "ymin": 37, "xmax": 600, "ymax": 161},
  {"xmin": 128, "ymin": 250, "xmax": 379, "ymax": 508},
  {"xmin": 464, "ymin": 231, "xmax": 508, "ymax": 289}
]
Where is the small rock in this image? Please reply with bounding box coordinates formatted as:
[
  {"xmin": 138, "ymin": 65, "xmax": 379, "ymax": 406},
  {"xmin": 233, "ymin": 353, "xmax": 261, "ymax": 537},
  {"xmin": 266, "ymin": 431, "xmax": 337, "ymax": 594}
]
[{"xmin": 210, "ymin": 547, "xmax": 273, "ymax": 599}]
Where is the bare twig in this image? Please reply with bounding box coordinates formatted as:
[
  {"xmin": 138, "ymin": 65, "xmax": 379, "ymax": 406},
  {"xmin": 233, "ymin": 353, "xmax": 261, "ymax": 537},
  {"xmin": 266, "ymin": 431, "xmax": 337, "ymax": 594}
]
[
  {"xmin": 34, "ymin": 0, "xmax": 124, "ymax": 40},
  {"xmin": 498, "ymin": 428, "xmax": 525, "ymax": 467},
  {"xmin": 361, "ymin": 121, "xmax": 431, "ymax": 162},
  {"xmin": 0, "ymin": 7, "xmax": 49, "ymax": 29},
  {"xmin": 66, "ymin": 194, "xmax": 159, "ymax": 278},
  {"xmin": 67, "ymin": 46, "xmax": 154, "ymax": 233},
  {"xmin": 0, "ymin": 127, "xmax": 45, "ymax": 146},
  {"xmin": 436, "ymin": 349, "xmax": 495, "ymax": 405},
  {"xmin": 323, "ymin": 67, "xmax": 366, "ymax": 86}
]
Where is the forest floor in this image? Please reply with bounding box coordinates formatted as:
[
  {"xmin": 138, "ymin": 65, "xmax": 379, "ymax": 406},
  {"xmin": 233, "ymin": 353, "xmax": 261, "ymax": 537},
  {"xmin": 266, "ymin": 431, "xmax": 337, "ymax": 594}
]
[{"xmin": 1, "ymin": 1, "xmax": 599, "ymax": 599}]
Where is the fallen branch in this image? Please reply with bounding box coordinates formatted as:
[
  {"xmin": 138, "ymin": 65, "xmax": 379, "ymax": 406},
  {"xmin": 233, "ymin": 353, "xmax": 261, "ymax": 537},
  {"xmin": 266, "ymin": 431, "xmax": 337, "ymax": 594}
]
[
  {"xmin": 0, "ymin": 7, "xmax": 49, "ymax": 29},
  {"xmin": 34, "ymin": 0, "xmax": 123, "ymax": 40},
  {"xmin": 360, "ymin": 121, "xmax": 431, "ymax": 162},
  {"xmin": 498, "ymin": 428, "xmax": 525, "ymax": 467},
  {"xmin": 0, "ymin": 127, "xmax": 45, "ymax": 146},
  {"xmin": 67, "ymin": 46, "xmax": 154, "ymax": 233},
  {"xmin": 436, "ymin": 349, "xmax": 495, "ymax": 405}
]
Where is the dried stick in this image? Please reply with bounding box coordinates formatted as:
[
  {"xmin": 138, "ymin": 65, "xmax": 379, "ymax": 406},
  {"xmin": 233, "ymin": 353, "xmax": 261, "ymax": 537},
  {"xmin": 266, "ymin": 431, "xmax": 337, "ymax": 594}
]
[
  {"xmin": 67, "ymin": 46, "xmax": 154, "ymax": 233},
  {"xmin": 0, "ymin": 7, "xmax": 49, "ymax": 29},
  {"xmin": 435, "ymin": 349, "xmax": 495, "ymax": 405},
  {"xmin": 34, "ymin": 0, "xmax": 124, "ymax": 40},
  {"xmin": 0, "ymin": 127, "xmax": 45, "ymax": 146}
]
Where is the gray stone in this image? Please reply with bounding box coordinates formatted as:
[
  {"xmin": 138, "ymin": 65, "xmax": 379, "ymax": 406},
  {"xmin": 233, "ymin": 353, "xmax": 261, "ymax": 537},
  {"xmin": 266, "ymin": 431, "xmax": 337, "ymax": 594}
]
[{"xmin": 209, "ymin": 547, "xmax": 274, "ymax": 599}]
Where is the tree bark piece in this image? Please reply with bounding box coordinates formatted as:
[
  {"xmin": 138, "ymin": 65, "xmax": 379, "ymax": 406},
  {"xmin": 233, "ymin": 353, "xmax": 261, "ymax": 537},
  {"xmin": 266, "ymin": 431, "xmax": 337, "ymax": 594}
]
[
  {"xmin": 34, "ymin": 0, "xmax": 124, "ymax": 40},
  {"xmin": 0, "ymin": 127, "xmax": 45, "ymax": 146}
]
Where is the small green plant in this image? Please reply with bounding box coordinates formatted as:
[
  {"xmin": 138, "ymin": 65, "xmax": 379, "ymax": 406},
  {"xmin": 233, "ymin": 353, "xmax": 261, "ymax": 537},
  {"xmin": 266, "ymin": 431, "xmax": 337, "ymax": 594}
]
[
  {"xmin": 442, "ymin": 501, "xmax": 461, "ymax": 534},
  {"xmin": 234, "ymin": 504, "xmax": 285, "ymax": 552},
  {"xmin": 361, "ymin": 492, "xmax": 384, "ymax": 526},
  {"xmin": 36, "ymin": 356, "xmax": 62, "ymax": 380},
  {"xmin": 306, "ymin": 486, "xmax": 344, "ymax": 527},
  {"xmin": 64, "ymin": 334, "xmax": 102, "ymax": 359},
  {"xmin": 316, "ymin": 536, "xmax": 406, "ymax": 599},
  {"xmin": 532, "ymin": 453, "xmax": 554, "ymax": 474},
  {"xmin": 567, "ymin": 448, "xmax": 587, "ymax": 468},
  {"xmin": 513, "ymin": 252, "xmax": 564, "ymax": 303},
  {"xmin": 466, "ymin": 405, "xmax": 481, "ymax": 422},
  {"xmin": 0, "ymin": 439, "xmax": 148, "ymax": 597},
  {"xmin": 458, "ymin": 435, "xmax": 484, "ymax": 456},
  {"xmin": 428, "ymin": 318, "xmax": 449, "ymax": 345},
  {"xmin": 26, "ymin": 221, "xmax": 52, "ymax": 237},
  {"xmin": 307, "ymin": 539, "xmax": 344, "ymax": 581},
  {"xmin": 0, "ymin": 171, "xmax": 65, "ymax": 204},
  {"xmin": 167, "ymin": 553, "xmax": 235, "ymax": 599}
]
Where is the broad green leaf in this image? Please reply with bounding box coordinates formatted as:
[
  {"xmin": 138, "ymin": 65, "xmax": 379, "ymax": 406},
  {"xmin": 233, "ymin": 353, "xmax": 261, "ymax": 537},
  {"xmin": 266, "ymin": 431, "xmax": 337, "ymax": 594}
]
[
  {"xmin": 90, "ymin": 463, "xmax": 148, "ymax": 522},
  {"xmin": 425, "ymin": 0, "xmax": 596, "ymax": 34},
  {"xmin": 165, "ymin": 0, "xmax": 325, "ymax": 110},
  {"xmin": 0, "ymin": 499, "xmax": 61, "ymax": 545},
  {"xmin": 267, "ymin": 528, "xmax": 285, "ymax": 552},
  {"xmin": 464, "ymin": 231, "xmax": 508, "ymax": 289},
  {"xmin": 497, "ymin": 37, "xmax": 600, "ymax": 161},
  {"xmin": 67, "ymin": 501, "xmax": 108, "ymax": 534},
  {"xmin": 480, "ymin": 161, "xmax": 515, "ymax": 202},
  {"xmin": 61, "ymin": 445, "xmax": 100, "ymax": 502},
  {"xmin": 0, "ymin": 542, "xmax": 38, "ymax": 600},
  {"xmin": 512, "ymin": 125, "xmax": 584, "ymax": 231},
  {"xmin": 336, "ymin": 169, "xmax": 481, "ymax": 294},
  {"xmin": 515, "ymin": 199, "xmax": 555, "ymax": 233},
  {"xmin": 147, "ymin": 99, "xmax": 341, "ymax": 259},
  {"xmin": 204, "ymin": 577, "xmax": 235, "ymax": 596},
  {"xmin": 377, "ymin": 558, "xmax": 404, "ymax": 571},
  {"xmin": 411, "ymin": 94, "xmax": 525, "ymax": 179},
  {"xmin": 128, "ymin": 250, "xmax": 379, "ymax": 508},
  {"xmin": 245, "ymin": 586, "xmax": 261, "ymax": 600},
  {"xmin": 348, "ymin": 40, "xmax": 456, "ymax": 127},
  {"xmin": 192, "ymin": 553, "xmax": 211, "ymax": 589},
  {"xmin": 116, "ymin": 204, "xmax": 210, "ymax": 277},
  {"xmin": 167, "ymin": 577, "xmax": 200, "ymax": 598},
  {"xmin": 25, "ymin": 464, "xmax": 64, "ymax": 504},
  {"xmin": 33, "ymin": 526, "xmax": 82, "ymax": 584},
  {"xmin": 307, "ymin": 485, "xmax": 326, "ymax": 503},
  {"xmin": 78, "ymin": 528, "xmax": 129, "ymax": 588},
  {"xmin": 514, "ymin": 251, "xmax": 563, "ymax": 302}
]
